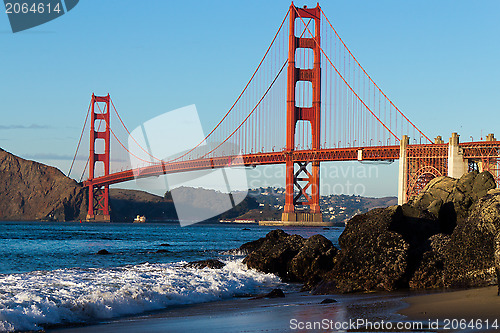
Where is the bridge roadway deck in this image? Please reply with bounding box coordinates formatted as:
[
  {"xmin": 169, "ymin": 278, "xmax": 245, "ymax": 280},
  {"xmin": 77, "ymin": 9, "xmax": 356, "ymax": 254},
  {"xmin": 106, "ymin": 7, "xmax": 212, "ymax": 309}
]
[
  {"xmin": 83, "ymin": 141, "xmax": 500, "ymax": 187},
  {"xmin": 84, "ymin": 145, "xmax": 400, "ymax": 187}
]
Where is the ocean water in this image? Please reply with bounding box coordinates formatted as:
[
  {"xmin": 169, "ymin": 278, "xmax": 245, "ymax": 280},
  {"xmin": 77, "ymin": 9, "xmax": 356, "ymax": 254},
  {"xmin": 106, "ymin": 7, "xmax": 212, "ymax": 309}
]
[{"xmin": 0, "ymin": 221, "xmax": 343, "ymax": 332}]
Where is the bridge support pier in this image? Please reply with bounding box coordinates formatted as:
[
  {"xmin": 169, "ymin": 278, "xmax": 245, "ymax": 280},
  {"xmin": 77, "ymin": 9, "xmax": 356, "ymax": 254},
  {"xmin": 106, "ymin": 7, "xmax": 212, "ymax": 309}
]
[
  {"xmin": 447, "ymin": 132, "xmax": 467, "ymax": 179},
  {"xmin": 397, "ymin": 135, "xmax": 409, "ymax": 205}
]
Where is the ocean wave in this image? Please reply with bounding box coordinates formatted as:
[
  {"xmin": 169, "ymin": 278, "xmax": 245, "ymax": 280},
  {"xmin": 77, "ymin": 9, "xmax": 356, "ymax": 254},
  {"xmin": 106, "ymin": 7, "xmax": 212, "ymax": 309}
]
[{"xmin": 0, "ymin": 260, "xmax": 281, "ymax": 332}]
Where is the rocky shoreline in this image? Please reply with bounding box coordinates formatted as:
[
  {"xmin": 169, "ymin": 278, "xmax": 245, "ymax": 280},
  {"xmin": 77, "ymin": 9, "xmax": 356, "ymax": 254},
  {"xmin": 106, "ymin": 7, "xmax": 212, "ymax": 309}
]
[{"xmin": 239, "ymin": 171, "xmax": 500, "ymax": 295}]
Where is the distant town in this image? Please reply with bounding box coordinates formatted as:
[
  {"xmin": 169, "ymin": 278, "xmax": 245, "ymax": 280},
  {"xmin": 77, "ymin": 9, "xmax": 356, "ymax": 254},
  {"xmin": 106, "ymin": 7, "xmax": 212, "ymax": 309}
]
[{"xmin": 243, "ymin": 187, "xmax": 397, "ymax": 225}]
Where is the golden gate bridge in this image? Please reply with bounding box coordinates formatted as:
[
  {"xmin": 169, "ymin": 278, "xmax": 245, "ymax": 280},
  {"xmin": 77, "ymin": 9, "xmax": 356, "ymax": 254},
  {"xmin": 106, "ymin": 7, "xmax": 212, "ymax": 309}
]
[{"xmin": 68, "ymin": 3, "xmax": 500, "ymax": 223}]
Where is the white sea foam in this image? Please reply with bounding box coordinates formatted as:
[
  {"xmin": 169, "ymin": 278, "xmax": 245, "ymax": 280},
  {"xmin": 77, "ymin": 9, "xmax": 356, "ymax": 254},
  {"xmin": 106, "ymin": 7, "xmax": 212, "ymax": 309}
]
[{"xmin": 0, "ymin": 259, "xmax": 281, "ymax": 332}]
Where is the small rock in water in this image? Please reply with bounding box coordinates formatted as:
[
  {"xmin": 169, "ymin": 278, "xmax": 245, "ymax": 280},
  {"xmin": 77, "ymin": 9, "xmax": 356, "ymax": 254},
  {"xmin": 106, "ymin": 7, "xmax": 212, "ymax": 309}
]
[
  {"xmin": 159, "ymin": 243, "xmax": 170, "ymax": 247},
  {"xmin": 242, "ymin": 228, "xmax": 251, "ymax": 231},
  {"xmin": 185, "ymin": 259, "xmax": 225, "ymax": 269},
  {"xmin": 320, "ymin": 298, "xmax": 337, "ymax": 304},
  {"xmin": 264, "ymin": 288, "xmax": 285, "ymax": 298},
  {"xmin": 96, "ymin": 249, "xmax": 110, "ymax": 255},
  {"xmin": 250, "ymin": 288, "xmax": 286, "ymax": 300},
  {"xmin": 155, "ymin": 249, "xmax": 169, "ymax": 253},
  {"xmin": 323, "ymin": 227, "xmax": 330, "ymax": 230}
]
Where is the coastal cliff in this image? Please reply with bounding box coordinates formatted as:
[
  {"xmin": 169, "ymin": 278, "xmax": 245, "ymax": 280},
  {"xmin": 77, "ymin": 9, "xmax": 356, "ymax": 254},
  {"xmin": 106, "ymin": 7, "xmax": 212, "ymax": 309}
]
[
  {"xmin": 0, "ymin": 148, "xmax": 86, "ymax": 221},
  {"xmin": 0, "ymin": 148, "xmax": 178, "ymax": 221}
]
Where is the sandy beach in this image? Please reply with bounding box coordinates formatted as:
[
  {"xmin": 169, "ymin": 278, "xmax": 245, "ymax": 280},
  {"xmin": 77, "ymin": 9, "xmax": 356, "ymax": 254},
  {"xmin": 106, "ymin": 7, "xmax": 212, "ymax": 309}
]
[{"xmin": 400, "ymin": 286, "xmax": 500, "ymax": 322}]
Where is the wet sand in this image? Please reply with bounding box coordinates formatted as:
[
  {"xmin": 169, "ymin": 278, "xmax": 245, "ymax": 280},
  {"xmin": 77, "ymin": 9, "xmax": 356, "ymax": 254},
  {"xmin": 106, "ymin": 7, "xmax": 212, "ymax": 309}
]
[
  {"xmin": 49, "ymin": 291, "xmax": 408, "ymax": 333},
  {"xmin": 400, "ymin": 286, "xmax": 500, "ymax": 321}
]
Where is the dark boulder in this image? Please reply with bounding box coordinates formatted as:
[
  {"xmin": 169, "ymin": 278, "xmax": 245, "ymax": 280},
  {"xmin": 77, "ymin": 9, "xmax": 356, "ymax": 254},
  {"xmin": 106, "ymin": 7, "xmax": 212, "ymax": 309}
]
[
  {"xmin": 96, "ymin": 249, "xmax": 110, "ymax": 255},
  {"xmin": 243, "ymin": 229, "xmax": 306, "ymax": 281},
  {"xmin": 240, "ymin": 172, "xmax": 498, "ymax": 294},
  {"xmin": 314, "ymin": 206, "xmax": 410, "ymax": 294},
  {"xmin": 242, "ymin": 230, "xmax": 338, "ymax": 287},
  {"xmin": 250, "ymin": 288, "xmax": 285, "ymax": 299},
  {"xmin": 320, "ymin": 298, "xmax": 337, "ymax": 304},
  {"xmin": 185, "ymin": 259, "xmax": 226, "ymax": 269},
  {"xmin": 264, "ymin": 288, "xmax": 285, "ymax": 298},
  {"xmin": 406, "ymin": 172, "xmax": 497, "ymax": 289},
  {"xmin": 288, "ymin": 234, "xmax": 337, "ymax": 290}
]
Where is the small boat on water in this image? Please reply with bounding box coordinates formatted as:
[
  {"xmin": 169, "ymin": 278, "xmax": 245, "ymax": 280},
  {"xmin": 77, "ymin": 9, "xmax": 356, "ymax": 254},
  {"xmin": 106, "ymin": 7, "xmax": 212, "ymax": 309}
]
[{"xmin": 133, "ymin": 215, "xmax": 146, "ymax": 223}]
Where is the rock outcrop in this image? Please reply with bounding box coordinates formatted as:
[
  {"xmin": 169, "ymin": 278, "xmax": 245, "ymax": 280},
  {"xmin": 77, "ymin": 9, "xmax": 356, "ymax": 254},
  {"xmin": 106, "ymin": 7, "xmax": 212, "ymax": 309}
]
[
  {"xmin": 408, "ymin": 171, "xmax": 496, "ymax": 224},
  {"xmin": 0, "ymin": 148, "xmax": 86, "ymax": 221},
  {"xmin": 312, "ymin": 171, "xmax": 498, "ymax": 294},
  {"xmin": 0, "ymin": 148, "xmax": 188, "ymax": 222},
  {"xmin": 242, "ymin": 229, "xmax": 337, "ymax": 287},
  {"xmin": 239, "ymin": 171, "xmax": 499, "ymax": 293}
]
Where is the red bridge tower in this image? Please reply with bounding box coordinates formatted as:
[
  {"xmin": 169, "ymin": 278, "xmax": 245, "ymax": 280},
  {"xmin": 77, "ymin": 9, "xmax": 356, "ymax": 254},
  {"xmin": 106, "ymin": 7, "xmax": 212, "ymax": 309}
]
[
  {"xmin": 86, "ymin": 93, "xmax": 111, "ymax": 222},
  {"xmin": 282, "ymin": 3, "xmax": 323, "ymax": 223}
]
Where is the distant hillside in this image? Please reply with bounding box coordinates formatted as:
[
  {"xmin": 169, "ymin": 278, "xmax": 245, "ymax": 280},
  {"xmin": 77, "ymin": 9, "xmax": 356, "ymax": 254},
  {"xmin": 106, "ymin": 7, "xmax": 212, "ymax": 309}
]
[
  {"xmin": 164, "ymin": 186, "xmax": 259, "ymax": 221},
  {"xmin": 110, "ymin": 187, "xmax": 258, "ymax": 222},
  {"xmin": 108, "ymin": 189, "xmax": 175, "ymax": 222}
]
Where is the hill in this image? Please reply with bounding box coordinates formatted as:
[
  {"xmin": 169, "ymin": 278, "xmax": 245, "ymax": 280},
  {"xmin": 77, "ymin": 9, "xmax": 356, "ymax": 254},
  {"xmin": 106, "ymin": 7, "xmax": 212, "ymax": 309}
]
[{"xmin": 0, "ymin": 148, "xmax": 86, "ymax": 221}]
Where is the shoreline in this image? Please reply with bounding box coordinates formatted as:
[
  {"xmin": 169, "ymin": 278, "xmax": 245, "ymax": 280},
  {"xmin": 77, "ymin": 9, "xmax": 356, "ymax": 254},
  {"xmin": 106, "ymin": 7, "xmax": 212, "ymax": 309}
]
[
  {"xmin": 48, "ymin": 290, "xmax": 410, "ymax": 333},
  {"xmin": 47, "ymin": 286, "xmax": 500, "ymax": 333}
]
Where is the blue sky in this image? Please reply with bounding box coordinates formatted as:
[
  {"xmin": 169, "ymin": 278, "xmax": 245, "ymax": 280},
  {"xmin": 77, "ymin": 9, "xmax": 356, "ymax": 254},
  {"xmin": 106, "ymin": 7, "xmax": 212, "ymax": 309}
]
[{"xmin": 0, "ymin": 0, "xmax": 499, "ymax": 197}]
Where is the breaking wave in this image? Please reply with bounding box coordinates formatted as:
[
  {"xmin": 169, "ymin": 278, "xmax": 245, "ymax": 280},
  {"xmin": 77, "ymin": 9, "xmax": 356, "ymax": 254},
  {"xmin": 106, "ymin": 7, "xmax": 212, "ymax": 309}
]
[{"xmin": 0, "ymin": 259, "xmax": 280, "ymax": 332}]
